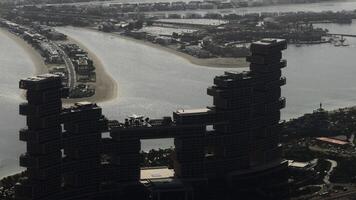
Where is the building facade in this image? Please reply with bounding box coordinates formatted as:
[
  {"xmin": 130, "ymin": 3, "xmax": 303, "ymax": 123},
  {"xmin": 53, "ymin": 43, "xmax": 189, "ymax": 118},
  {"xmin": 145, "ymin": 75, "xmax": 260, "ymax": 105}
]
[{"xmin": 16, "ymin": 39, "xmax": 289, "ymax": 200}]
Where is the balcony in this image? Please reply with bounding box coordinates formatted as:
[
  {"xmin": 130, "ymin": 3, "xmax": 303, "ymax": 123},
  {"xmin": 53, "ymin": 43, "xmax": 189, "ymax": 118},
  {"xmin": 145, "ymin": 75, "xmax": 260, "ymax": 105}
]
[
  {"xmin": 208, "ymin": 86, "xmax": 253, "ymax": 98},
  {"xmin": 19, "ymin": 101, "xmax": 61, "ymax": 117},
  {"xmin": 207, "ymin": 86, "xmax": 218, "ymax": 96},
  {"xmin": 19, "ymin": 74, "xmax": 62, "ymax": 91},
  {"xmin": 20, "ymin": 152, "xmax": 61, "ymax": 168},
  {"xmin": 213, "ymin": 72, "xmax": 252, "ymax": 88},
  {"xmin": 280, "ymin": 59, "xmax": 287, "ymax": 68},
  {"xmin": 19, "ymin": 154, "xmax": 30, "ymax": 168},
  {"xmin": 19, "ymin": 127, "xmax": 61, "ymax": 143},
  {"xmin": 63, "ymin": 118, "xmax": 107, "ymax": 134},
  {"xmin": 250, "ymin": 60, "xmax": 287, "ymax": 73},
  {"xmin": 246, "ymin": 52, "xmax": 282, "ymax": 65},
  {"xmin": 61, "ymin": 103, "xmax": 102, "ymax": 123},
  {"xmin": 257, "ymin": 98, "xmax": 286, "ymax": 113},
  {"xmin": 27, "ymin": 166, "xmax": 61, "ymax": 180},
  {"xmin": 174, "ymin": 108, "xmax": 215, "ymax": 125},
  {"xmin": 27, "ymin": 141, "xmax": 61, "ymax": 155},
  {"xmin": 26, "ymin": 115, "xmax": 61, "ymax": 129},
  {"xmin": 26, "ymin": 89, "xmax": 62, "ymax": 104},
  {"xmin": 218, "ymin": 99, "xmax": 253, "ymax": 110},
  {"xmin": 279, "ymin": 97, "xmax": 286, "ymax": 109},
  {"xmin": 257, "ymin": 77, "xmax": 286, "ymax": 91},
  {"xmin": 279, "ymin": 77, "xmax": 287, "ymax": 86}
]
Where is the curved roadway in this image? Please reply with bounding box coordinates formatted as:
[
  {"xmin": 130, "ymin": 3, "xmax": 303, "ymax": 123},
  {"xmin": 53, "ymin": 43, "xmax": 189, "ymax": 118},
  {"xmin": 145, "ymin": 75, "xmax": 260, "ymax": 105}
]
[{"xmin": 51, "ymin": 41, "xmax": 76, "ymax": 89}]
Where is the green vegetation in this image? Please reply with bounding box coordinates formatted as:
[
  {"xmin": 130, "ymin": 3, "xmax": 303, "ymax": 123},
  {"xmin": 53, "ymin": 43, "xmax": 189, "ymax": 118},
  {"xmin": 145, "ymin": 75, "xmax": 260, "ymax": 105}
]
[
  {"xmin": 330, "ymin": 157, "xmax": 356, "ymax": 183},
  {"xmin": 282, "ymin": 106, "xmax": 356, "ymax": 140},
  {"xmin": 283, "ymin": 106, "xmax": 356, "ymax": 187},
  {"xmin": 3, "ymin": 106, "xmax": 356, "ymax": 198},
  {"xmin": 0, "ymin": 172, "xmax": 25, "ymax": 200},
  {"xmin": 0, "ymin": 149, "xmax": 176, "ymax": 200},
  {"xmin": 284, "ymin": 143, "xmax": 318, "ymax": 162},
  {"xmin": 140, "ymin": 148, "xmax": 174, "ymax": 168}
]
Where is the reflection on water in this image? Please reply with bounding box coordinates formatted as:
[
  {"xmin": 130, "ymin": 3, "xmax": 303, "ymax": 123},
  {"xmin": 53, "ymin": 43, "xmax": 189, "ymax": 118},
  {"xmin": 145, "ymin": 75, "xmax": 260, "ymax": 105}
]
[{"xmin": 0, "ymin": 5, "xmax": 356, "ymax": 177}]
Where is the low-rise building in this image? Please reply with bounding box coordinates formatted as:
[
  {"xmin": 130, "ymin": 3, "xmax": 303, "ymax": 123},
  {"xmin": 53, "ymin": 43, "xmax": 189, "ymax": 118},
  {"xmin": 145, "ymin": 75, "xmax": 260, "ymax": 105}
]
[
  {"xmin": 183, "ymin": 45, "xmax": 211, "ymax": 58},
  {"xmin": 39, "ymin": 42, "xmax": 62, "ymax": 64}
]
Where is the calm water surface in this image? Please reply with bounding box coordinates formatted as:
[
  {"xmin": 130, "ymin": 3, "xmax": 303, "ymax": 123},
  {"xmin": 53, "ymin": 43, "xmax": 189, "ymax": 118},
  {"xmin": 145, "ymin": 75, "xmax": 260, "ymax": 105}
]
[
  {"xmin": 56, "ymin": 23, "xmax": 356, "ymax": 151},
  {"xmin": 1, "ymin": 3, "xmax": 356, "ymax": 177},
  {"xmin": 57, "ymin": 27, "xmax": 229, "ymax": 151},
  {"xmin": 0, "ymin": 30, "xmax": 33, "ymax": 178}
]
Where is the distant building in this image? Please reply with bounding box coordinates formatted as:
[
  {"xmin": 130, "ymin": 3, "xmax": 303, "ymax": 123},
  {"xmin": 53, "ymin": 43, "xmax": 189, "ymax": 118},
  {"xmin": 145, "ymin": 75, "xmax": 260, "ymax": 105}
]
[
  {"xmin": 315, "ymin": 137, "xmax": 349, "ymax": 146},
  {"xmin": 38, "ymin": 42, "xmax": 62, "ymax": 64}
]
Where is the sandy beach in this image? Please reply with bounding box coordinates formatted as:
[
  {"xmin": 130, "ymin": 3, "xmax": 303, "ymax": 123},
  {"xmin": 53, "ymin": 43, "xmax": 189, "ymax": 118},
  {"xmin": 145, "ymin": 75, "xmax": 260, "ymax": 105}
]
[
  {"xmin": 0, "ymin": 27, "xmax": 118, "ymax": 104},
  {"xmin": 105, "ymin": 31, "xmax": 249, "ymax": 68},
  {"xmin": 62, "ymin": 36, "xmax": 118, "ymax": 104},
  {"xmin": 1, "ymin": 25, "xmax": 246, "ymax": 105}
]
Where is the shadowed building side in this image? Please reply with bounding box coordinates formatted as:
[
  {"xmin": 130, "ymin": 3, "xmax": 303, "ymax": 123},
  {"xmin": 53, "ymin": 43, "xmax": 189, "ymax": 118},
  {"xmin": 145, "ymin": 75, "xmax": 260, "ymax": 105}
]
[
  {"xmin": 15, "ymin": 38, "xmax": 289, "ymax": 200},
  {"xmin": 17, "ymin": 74, "xmax": 67, "ymax": 200}
]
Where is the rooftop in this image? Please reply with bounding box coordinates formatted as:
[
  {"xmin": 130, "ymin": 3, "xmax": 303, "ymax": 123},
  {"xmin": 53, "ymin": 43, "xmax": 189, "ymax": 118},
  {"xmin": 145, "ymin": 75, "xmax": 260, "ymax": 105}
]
[
  {"xmin": 23, "ymin": 74, "xmax": 60, "ymax": 82},
  {"xmin": 288, "ymin": 160, "xmax": 309, "ymax": 168},
  {"xmin": 215, "ymin": 71, "xmax": 251, "ymax": 81},
  {"xmin": 250, "ymin": 38, "xmax": 287, "ymax": 53},
  {"xmin": 175, "ymin": 108, "xmax": 211, "ymax": 116},
  {"xmin": 316, "ymin": 137, "xmax": 349, "ymax": 145},
  {"xmin": 140, "ymin": 167, "xmax": 174, "ymax": 180}
]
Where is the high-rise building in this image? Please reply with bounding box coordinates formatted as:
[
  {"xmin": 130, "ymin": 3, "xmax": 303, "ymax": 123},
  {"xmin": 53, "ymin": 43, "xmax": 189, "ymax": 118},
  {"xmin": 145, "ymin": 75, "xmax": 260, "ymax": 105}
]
[
  {"xmin": 17, "ymin": 74, "xmax": 66, "ymax": 200},
  {"xmin": 16, "ymin": 39, "xmax": 289, "ymax": 200},
  {"xmin": 173, "ymin": 38, "xmax": 288, "ymax": 199},
  {"xmin": 61, "ymin": 102, "xmax": 105, "ymax": 195}
]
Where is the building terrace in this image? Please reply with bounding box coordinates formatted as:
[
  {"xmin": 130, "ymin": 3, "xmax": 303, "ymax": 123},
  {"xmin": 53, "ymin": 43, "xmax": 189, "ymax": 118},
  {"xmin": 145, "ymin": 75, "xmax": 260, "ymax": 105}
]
[{"xmin": 16, "ymin": 38, "xmax": 289, "ymax": 200}]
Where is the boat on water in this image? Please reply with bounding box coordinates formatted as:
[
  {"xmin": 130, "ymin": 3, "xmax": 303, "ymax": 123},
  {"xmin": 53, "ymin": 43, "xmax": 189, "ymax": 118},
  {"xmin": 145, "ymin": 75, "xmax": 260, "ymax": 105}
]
[
  {"xmin": 342, "ymin": 43, "xmax": 350, "ymax": 47},
  {"xmin": 340, "ymin": 37, "xmax": 349, "ymax": 47},
  {"xmin": 332, "ymin": 36, "xmax": 349, "ymax": 47}
]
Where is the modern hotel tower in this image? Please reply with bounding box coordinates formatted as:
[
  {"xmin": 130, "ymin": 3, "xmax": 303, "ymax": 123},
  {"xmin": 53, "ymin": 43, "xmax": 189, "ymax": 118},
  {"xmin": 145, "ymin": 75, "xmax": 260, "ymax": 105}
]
[{"xmin": 16, "ymin": 38, "xmax": 289, "ymax": 200}]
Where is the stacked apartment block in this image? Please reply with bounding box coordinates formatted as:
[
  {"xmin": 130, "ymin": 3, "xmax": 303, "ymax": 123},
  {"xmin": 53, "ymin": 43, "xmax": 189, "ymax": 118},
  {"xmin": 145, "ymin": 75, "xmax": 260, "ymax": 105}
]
[
  {"xmin": 17, "ymin": 74, "xmax": 65, "ymax": 199},
  {"xmin": 15, "ymin": 39, "xmax": 289, "ymax": 200}
]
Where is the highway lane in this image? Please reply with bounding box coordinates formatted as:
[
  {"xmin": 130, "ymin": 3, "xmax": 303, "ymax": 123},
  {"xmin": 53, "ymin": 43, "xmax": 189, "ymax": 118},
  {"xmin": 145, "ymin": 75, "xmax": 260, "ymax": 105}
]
[{"xmin": 51, "ymin": 41, "xmax": 76, "ymax": 89}]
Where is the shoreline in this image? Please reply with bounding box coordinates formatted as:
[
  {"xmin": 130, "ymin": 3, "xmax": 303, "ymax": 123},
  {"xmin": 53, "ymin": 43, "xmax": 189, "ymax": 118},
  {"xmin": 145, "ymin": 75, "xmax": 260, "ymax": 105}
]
[
  {"xmin": 0, "ymin": 28, "xmax": 48, "ymax": 75},
  {"xmin": 0, "ymin": 27, "xmax": 118, "ymax": 104},
  {"xmin": 61, "ymin": 36, "xmax": 118, "ymax": 104},
  {"xmin": 0, "ymin": 28, "xmax": 48, "ymax": 100},
  {"xmin": 102, "ymin": 30, "xmax": 249, "ymax": 68}
]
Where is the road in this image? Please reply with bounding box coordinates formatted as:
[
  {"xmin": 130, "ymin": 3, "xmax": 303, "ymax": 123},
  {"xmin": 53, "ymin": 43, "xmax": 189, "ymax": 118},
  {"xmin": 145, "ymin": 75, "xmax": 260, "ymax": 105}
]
[
  {"xmin": 51, "ymin": 42, "xmax": 76, "ymax": 89},
  {"xmin": 324, "ymin": 159, "xmax": 338, "ymax": 185},
  {"xmin": 349, "ymin": 134, "xmax": 355, "ymax": 146}
]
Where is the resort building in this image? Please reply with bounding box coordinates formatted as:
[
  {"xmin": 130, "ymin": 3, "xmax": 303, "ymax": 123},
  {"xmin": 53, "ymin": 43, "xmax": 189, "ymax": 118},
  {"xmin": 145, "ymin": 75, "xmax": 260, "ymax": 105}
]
[{"xmin": 16, "ymin": 38, "xmax": 289, "ymax": 200}]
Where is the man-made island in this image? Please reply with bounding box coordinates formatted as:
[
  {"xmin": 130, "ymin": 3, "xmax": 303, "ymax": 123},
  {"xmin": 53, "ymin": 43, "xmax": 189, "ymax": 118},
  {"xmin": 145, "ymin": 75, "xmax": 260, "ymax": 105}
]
[
  {"xmin": 0, "ymin": 19, "xmax": 117, "ymax": 102},
  {"xmin": 1, "ymin": 3, "xmax": 355, "ymax": 67}
]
